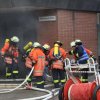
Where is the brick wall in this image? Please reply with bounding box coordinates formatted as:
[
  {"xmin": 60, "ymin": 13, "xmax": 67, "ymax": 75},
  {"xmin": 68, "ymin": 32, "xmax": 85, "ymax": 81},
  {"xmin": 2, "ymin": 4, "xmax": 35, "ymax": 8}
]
[
  {"xmin": 37, "ymin": 10, "xmax": 58, "ymax": 47},
  {"xmin": 57, "ymin": 10, "xmax": 97, "ymax": 58},
  {"xmin": 37, "ymin": 9, "xmax": 97, "ymax": 58}
]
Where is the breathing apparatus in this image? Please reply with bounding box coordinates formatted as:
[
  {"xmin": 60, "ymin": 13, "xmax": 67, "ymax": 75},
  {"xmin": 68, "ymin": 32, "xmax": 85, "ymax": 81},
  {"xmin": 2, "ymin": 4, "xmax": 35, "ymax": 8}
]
[
  {"xmin": 23, "ymin": 42, "xmax": 33, "ymax": 51},
  {"xmin": 5, "ymin": 39, "xmax": 10, "ymax": 43},
  {"xmin": 54, "ymin": 43, "xmax": 60, "ymax": 59}
]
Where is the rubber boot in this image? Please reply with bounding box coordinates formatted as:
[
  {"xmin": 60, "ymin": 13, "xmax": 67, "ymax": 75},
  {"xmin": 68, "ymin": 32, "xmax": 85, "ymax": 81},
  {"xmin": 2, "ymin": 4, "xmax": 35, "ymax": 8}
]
[{"xmin": 25, "ymin": 82, "xmax": 32, "ymax": 90}]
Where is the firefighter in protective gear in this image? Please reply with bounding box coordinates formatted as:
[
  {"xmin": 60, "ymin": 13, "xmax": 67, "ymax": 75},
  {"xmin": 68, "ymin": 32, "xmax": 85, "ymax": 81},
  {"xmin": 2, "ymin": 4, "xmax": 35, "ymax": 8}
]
[
  {"xmin": 42, "ymin": 43, "xmax": 51, "ymax": 81},
  {"xmin": 22, "ymin": 42, "xmax": 33, "ymax": 89},
  {"xmin": 69, "ymin": 40, "xmax": 94, "ymax": 62},
  {"xmin": 49, "ymin": 41, "xmax": 67, "ymax": 88},
  {"xmin": 69, "ymin": 39, "xmax": 89, "ymax": 83},
  {"xmin": 69, "ymin": 40, "xmax": 96, "ymax": 83},
  {"xmin": 29, "ymin": 42, "xmax": 45, "ymax": 88},
  {"xmin": 75, "ymin": 39, "xmax": 89, "ymax": 83},
  {"xmin": 75, "ymin": 39, "xmax": 96, "ymax": 61},
  {"xmin": 1, "ymin": 36, "xmax": 19, "ymax": 79}
]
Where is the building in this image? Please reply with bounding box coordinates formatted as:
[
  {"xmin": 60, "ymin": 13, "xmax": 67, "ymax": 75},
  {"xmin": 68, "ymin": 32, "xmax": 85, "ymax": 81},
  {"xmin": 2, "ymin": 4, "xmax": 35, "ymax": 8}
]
[{"xmin": 0, "ymin": 0, "xmax": 100, "ymax": 77}]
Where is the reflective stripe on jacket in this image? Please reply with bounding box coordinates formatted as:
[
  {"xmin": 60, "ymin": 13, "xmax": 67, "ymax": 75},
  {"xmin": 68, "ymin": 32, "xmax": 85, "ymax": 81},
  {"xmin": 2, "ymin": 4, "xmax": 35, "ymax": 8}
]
[
  {"xmin": 29, "ymin": 48, "xmax": 45, "ymax": 76},
  {"xmin": 1, "ymin": 42, "xmax": 19, "ymax": 58},
  {"xmin": 49, "ymin": 47, "xmax": 67, "ymax": 70},
  {"xmin": 52, "ymin": 60, "xmax": 64, "ymax": 69},
  {"xmin": 1, "ymin": 42, "xmax": 9, "ymax": 55},
  {"xmin": 25, "ymin": 57, "xmax": 32, "ymax": 68},
  {"xmin": 78, "ymin": 45, "xmax": 89, "ymax": 63},
  {"xmin": 4, "ymin": 57, "xmax": 12, "ymax": 64}
]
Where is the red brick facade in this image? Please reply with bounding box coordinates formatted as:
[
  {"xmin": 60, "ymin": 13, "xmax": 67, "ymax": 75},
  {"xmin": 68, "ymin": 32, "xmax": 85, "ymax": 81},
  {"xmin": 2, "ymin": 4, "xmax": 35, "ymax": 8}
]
[
  {"xmin": 37, "ymin": 10, "xmax": 58, "ymax": 47},
  {"xmin": 37, "ymin": 10, "xmax": 97, "ymax": 58}
]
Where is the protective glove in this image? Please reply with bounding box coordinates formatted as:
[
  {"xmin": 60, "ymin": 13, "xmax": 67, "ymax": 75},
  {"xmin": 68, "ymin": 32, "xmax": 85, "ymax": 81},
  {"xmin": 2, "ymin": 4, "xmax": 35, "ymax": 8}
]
[
  {"xmin": 32, "ymin": 61, "xmax": 36, "ymax": 66},
  {"xmin": 68, "ymin": 51, "xmax": 72, "ymax": 55},
  {"xmin": 64, "ymin": 66, "xmax": 68, "ymax": 70}
]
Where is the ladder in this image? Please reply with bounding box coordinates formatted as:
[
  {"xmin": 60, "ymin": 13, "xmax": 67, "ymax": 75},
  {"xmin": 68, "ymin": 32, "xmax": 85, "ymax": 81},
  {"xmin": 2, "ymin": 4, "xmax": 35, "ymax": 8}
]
[{"xmin": 64, "ymin": 58, "xmax": 100, "ymax": 85}]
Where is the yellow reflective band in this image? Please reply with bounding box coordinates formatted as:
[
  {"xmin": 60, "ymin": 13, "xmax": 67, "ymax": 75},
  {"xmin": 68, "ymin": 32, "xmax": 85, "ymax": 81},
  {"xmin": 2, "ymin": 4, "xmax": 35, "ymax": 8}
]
[
  {"xmin": 82, "ymin": 79, "xmax": 88, "ymax": 81},
  {"xmin": 76, "ymin": 53, "xmax": 79, "ymax": 57},
  {"xmin": 80, "ymin": 77, "xmax": 88, "ymax": 82},
  {"xmin": 71, "ymin": 50, "xmax": 74, "ymax": 54},
  {"xmin": 61, "ymin": 79, "xmax": 66, "ymax": 83},
  {"xmin": 27, "ymin": 78, "xmax": 32, "ymax": 81},
  {"xmin": 80, "ymin": 76, "xmax": 83, "ymax": 81},
  {"xmin": 26, "ymin": 48, "xmax": 31, "ymax": 53},
  {"xmin": 54, "ymin": 80, "xmax": 59, "ymax": 83},
  {"xmin": 6, "ymin": 73, "xmax": 11, "ymax": 76},
  {"xmin": 82, "ymin": 79, "xmax": 88, "ymax": 82},
  {"xmin": 36, "ymin": 81, "xmax": 44, "ymax": 85},
  {"xmin": 6, "ymin": 68, "xmax": 8, "ymax": 72},
  {"xmin": 34, "ymin": 70, "xmax": 43, "ymax": 73},
  {"xmin": 13, "ymin": 71, "xmax": 18, "ymax": 74}
]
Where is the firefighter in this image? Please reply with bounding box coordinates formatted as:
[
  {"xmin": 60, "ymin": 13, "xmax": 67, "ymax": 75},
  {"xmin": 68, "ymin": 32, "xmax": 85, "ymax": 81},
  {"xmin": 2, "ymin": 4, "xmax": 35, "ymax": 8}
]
[
  {"xmin": 29, "ymin": 42, "xmax": 45, "ymax": 89},
  {"xmin": 75, "ymin": 39, "xmax": 96, "ymax": 63},
  {"xmin": 69, "ymin": 41, "xmax": 77, "ymax": 63},
  {"xmin": 22, "ymin": 42, "xmax": 33, "ymax": 89},
  {"xmin": 75, "ymin": 39, "xmax": 89, "ymax": 83},
  {"xmin": 69, "ymin": 40, "xmax": 95, "ymax": 63},
  {"xmin": 69, "ymin": 40, "xmax": 97, "ymax": 82},
  {"xmin": 42, "ymin": 43, "xmax": 51, "ymax": 81},
  {"xmin": 1, "ymin": 36, "xmax": 19, "ymax": 79},
  {"xmin": 49, "ymin": 41, "xmax": 67, "ymax": 88},
  {"xmin": 70, "ymin": 39, "xmax": 89, "ymax": 83}
]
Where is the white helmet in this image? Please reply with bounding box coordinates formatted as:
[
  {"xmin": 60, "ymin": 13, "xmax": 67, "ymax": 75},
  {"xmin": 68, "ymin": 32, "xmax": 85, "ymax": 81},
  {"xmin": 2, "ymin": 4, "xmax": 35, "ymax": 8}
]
[
  {"xmin": 70, "ymin": 41, "xmax": 76, "ymax": 47},
  {"xmin": 33, "ymin": 42, "xmax": 41, "ymax": 48},
  {"xmin": 75, "ymin": 39, "xmax": 82, "ymax": 45},
  {"xmin": 43, "ymin": 44, "xmax": 50, "ymax": 50},
  {"xmin": 11, "ymin": 36, "xmax": 19, "ymax": 43},
  {"xmin": 75, "ymin": 39, "xmax": 82, "ymax": 43}
]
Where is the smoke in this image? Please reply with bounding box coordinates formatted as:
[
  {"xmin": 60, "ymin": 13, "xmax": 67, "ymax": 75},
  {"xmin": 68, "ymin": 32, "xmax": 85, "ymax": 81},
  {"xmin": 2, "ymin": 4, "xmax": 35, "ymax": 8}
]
[{"xmin": 0, "ymin": 11, "xmax": 39, "ymax": 48}]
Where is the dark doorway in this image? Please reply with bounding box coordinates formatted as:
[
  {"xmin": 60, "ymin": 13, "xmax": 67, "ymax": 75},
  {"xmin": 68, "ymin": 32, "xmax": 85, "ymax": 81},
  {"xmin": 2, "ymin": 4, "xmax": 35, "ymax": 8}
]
[{"xmin": 0, "ymin": 11, "xmax": 38, "ymax": 78}]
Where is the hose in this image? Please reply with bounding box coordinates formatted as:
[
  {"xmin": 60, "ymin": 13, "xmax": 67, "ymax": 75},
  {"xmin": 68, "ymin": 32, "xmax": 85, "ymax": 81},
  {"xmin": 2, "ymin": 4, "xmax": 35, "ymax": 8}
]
[
  {"xmin": 58, "ymin": 86, "xmax": 64, "ymax": 100},
  {"xmin": 0, "ymin": 63, "xmax": 61, "ymax": 100},
  {"xmin": 0, "ymin": 66, "xmax": 58, "ymax": 100},
  {"xmin": 18, "ymin": 88, "xmax": 60, "ymax": 100},
  {"xmin": 18, "ymin": 87, "xmax": 53, "ymax": 100},
  {"xmin": 0, "ymin": 67, "xmax": 34, "ymax": 93},
  {"xmin": 17, "ymin": 84, "xmax": 55, "ymax": 100},
  {"xmin": 42, "ymin": 88, "xmax": 60, "ymax": 100}
]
